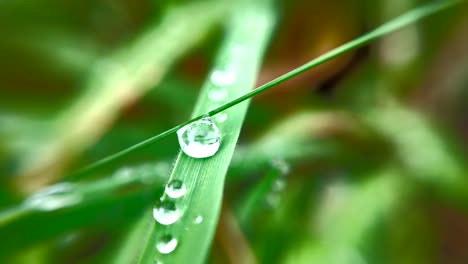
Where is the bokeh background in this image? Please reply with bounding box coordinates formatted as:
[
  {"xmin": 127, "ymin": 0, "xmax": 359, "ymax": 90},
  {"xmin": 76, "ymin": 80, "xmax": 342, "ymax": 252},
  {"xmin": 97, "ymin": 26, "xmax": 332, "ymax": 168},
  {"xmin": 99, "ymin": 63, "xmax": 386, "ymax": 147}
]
[{"xmin": 0, "ymin": 0, "xmax": 467, "ymax": 263}]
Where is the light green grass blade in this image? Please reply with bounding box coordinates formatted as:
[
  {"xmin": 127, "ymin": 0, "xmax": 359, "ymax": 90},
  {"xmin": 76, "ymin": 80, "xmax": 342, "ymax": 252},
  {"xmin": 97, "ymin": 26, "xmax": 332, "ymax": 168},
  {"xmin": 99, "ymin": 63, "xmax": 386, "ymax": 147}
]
[
  {"xmin": 134, "ymin": 1, "xmax": 276, "ymax": 263},
  {"xmin": 283, "ymin": 167, "xmax": 403, "ymax": 264},
  {"xmin": 70, "ymin": 0, "xmax": 463, "ymax": 178},
  {"xmin": 363, "ymin": 102, "xmax": 468, "ymax": 203}
]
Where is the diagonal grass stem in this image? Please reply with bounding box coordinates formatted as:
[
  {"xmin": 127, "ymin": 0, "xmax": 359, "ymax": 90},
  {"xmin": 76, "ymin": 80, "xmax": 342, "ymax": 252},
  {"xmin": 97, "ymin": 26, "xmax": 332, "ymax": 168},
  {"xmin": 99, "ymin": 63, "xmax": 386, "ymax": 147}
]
[{"xmin": 70, "ymin": 0, "xmax": 463, "ymax": 179}]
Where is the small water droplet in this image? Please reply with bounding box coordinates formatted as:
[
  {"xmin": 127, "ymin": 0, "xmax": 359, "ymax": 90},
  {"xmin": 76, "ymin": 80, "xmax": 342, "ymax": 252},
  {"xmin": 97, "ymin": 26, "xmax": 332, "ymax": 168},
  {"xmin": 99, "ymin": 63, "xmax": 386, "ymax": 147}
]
[
  {"xmin": 271, "ymin": 158, "xmax": 290, "ymax": 176},
  {"xmin": 114, "ymin": 167, "xmax": 133, "ymax": 179},
  {"xmin": 272, "ymin": 179, "xmax": 286, "ymax": 192},
  {"xmin": 210, "ymin": 69, "xmax": 235, "ymax": 86},
  {"xmin": 156, "ymin": 235, "xmax": 178, "ymax": 254},
  {"xmin": 215, "ymin": 113, "xmax": 228, "ymax": 123},
  {"xmin": 177, "ymin": 117, "xmax": 221, "ymax": 158},
  {"xmin": 153, "ymin": 200, "xmax": 181, "ymax": 225},
  {"xmin": 266, "ymin": 193, "xmax": 280, "ymax": 208},
  {"xmin": 208, "ymin": 89, "xmax": 228, "ymax": 102},
  {"xmin": 24, "ymin": 183, "xmax": 82, "ymax": 211},
  {"xmin": 194, "ymin": 215, "xmax": 203, "ymax": 224},
  {"xmin": 165, "ymin": 180, "xmax": 187, "ymax": 199}
]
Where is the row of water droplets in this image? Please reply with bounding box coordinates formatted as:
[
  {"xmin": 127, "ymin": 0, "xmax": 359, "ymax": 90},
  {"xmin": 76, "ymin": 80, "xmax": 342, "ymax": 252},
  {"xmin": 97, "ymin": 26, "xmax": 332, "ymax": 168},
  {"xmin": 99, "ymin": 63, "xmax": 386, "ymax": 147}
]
[
  {"xmin": 152, "ymin": 179, "xmax": 203, "ymax": 259},
  {"xmin": 176, "ymin": 44, "xmax": 243, "ymax": 159},
  {"xmin": 266, "ymin": 158, "xmax": 290, "ymax": 208},
  {"xmin": 208, "ymin": 44, "xmax": 244, "ymax": 124},
  {"xmin": 154, "ymin": 45, "xmax": 244, "ymax": 261}
]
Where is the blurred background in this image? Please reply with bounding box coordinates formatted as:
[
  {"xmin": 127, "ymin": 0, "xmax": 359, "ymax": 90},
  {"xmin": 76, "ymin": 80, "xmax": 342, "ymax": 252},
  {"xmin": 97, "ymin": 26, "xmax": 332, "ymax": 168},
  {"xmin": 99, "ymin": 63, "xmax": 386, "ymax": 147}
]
[{"xmin": 0, "ymin": 0, "xmax": 467, "ymax": 263}]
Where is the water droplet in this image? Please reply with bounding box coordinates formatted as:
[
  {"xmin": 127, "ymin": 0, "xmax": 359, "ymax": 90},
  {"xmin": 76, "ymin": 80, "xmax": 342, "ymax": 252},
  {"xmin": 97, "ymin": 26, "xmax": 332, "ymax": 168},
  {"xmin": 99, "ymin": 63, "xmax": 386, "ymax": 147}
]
[
  {"xmin": 165, "ymin": 180, "xmax": 187, "ymax": 199},
  {"xmin": 210, "ymin": 69, "xmax": 235, "ymax": 86},
  {"xmin": 194, "ymin": 215, "xmax": 203, "ymax": 224},
  {"xmin": 208, "ymin": 89, "xmax": 228, "ymax": 102},
  {"xmin": 215, "ymin": 113, "xmax": 228, "ymax": 123},
  {"xmin": 153, "ymin": 200, "xmax": 181, "ymax": 225},
  {"xmin": 156, "ymin": 235, "xmax": 178, "ymax": 254},
  {"xmin": 266, "ymin": 193, "xmax": 280, "ymax": 208},
  {"xmin": 177, "ymin": 117, "xmax": 221, "ymax": 158},
  {"xmin": 24, "ymin": 183, "xmax": 82, "ymax": 211},
  {"xmin": 271, "ymin": 158, "xmax": 290, "ymax": 176},
  {"xmin": 114, "ymin": 167, "xmax": 133, "ymax": 179},
  {"xmin": 272, "ymin": 179, "xmax": 286, "ymax": 192}
]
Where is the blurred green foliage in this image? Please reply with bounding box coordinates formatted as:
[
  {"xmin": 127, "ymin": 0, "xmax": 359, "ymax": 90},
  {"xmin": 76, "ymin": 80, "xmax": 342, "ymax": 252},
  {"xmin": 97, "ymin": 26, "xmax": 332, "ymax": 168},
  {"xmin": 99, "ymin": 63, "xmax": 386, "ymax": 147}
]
[{"xmin": 0, "ymin": 0, "xmax": 467, "ymax": 263}]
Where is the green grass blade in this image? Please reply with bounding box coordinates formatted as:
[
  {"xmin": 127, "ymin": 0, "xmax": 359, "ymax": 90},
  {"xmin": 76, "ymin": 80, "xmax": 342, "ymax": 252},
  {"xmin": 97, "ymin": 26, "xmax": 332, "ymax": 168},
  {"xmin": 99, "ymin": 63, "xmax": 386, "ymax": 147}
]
[
  {"xmin": 0, "ymin": 162, "xmax": 168, "ymax": 258},
  {"xmin": 363, "ymin": 103, "xmax": 468, "ymax": 203},
  {"xmin": 70, "ymin": 0, "xmax": 463, "ymax": 179},
  {"xmin": 283, "ymin": 167, "xmax": 402, "ymax": 264},
  {"xmin": 134, "ymin": 1, "xmax": 276, "ymax": 263}
]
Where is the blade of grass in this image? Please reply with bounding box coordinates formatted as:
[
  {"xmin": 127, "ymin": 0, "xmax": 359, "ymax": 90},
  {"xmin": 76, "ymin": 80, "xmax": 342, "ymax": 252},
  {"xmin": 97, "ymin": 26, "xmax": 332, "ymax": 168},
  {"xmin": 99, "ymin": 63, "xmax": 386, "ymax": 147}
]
[
  {"xmin": 16, "ymin": 0, "xmax": 229, "ymax": 191},
  {"xmin": 1, "ymin": 162, "xmax": 169, "ymax": 227},
  {"xmin": 0, "ymin": 162, "xmax": 169, "ymax": 258},
  {"xmin": 70, "ymin": 0, "xmax": 464, "ymax": 179},
  {"xmin": 363, "ymin": 102, "xmax": 468, "ymax": 204},
  {"xmin": 135, "ymin": 1, "xmax": 276, "ymax": 263},
  {"xmin": 283, "ymin": 167, "xmax": 403, "ymax": 264}
]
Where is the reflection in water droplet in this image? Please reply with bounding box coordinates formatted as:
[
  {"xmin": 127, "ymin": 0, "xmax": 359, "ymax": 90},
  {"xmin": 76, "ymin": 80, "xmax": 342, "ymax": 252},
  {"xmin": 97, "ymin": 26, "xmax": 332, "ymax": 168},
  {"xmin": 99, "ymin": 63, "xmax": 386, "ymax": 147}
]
[
  {"xmin": 156, "ymin": 234, "xmax": 178, "ymax": 254},
  {"xmin": 165, "ymin": 180, "xmax": 187, "ymax": 199},
  {"xmin": 194, "ymin": 215, "xmax": 203, "ymax": 224},
  {"xmin": 208, "ymin": 89, "xmax": 228, "ymax": 102},
  {"xmin": 153, "ymin": 200, "xmax": 181, "ymax": 225},
  {"xmin": 177, "ymin": 117, "xmax": 221, "ymax": 158},
  {"xmin": 210, "ymin": 69, "xmax": 235, "ymax": 86},
  {"xmin": 24, "ymin": 183, "xmax": 82, "ymax": 211},
  {"xmin": 215, "ymin": 113, "xmax": 228, "ymax": 123}
]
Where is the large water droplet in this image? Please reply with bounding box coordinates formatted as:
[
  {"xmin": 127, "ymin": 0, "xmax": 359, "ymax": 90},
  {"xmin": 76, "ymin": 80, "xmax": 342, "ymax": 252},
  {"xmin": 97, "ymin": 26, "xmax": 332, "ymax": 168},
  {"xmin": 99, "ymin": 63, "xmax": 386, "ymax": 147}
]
[
  {"xmin": 208, "ymin": 89, "xmax": 228, "ymax": 102},
  {"xmin": 210, "ymin": 69, "xmax": 235, "ymax": 86},
  {"xmin": 177, "ymin": 117, "xmax": 221, "ymax": 158},
  {"xmin": 165, "ymin": 180, "xmax": 187, "ymax": 199},
  {"xmin": 153, "ymin": 200, "xmax": 181, "ymax": 225},
  {"xmin": 24, "ymin": 183, "xmax": 82, "ymax": 211},
  {"xmin": 156, "ymin": 235, "xmax": 178, "ymax": 254}
]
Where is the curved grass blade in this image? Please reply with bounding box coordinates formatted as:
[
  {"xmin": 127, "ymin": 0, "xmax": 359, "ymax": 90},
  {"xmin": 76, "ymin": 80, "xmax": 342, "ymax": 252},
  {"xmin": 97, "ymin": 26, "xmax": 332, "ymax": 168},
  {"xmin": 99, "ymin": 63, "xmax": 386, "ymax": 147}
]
[
  {"xmin": 135, "ymin": 1, "xmax": 276, "ymax": 263},
  {"xmin": 70, "ymin": 0, "xmax": 463, "ymax": 179}
]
